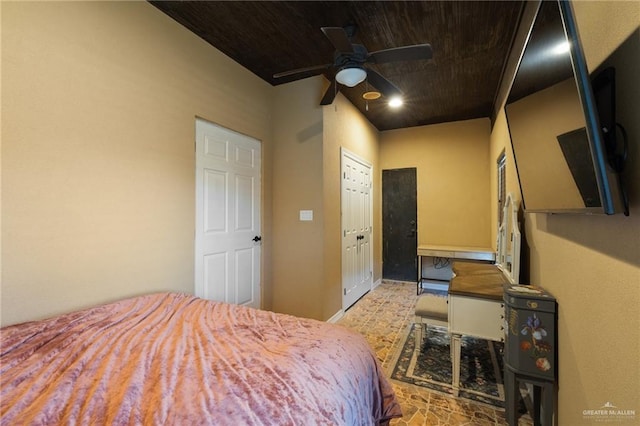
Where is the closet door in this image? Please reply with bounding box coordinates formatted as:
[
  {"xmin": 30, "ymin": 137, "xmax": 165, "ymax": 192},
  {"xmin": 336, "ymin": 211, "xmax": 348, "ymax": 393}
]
[{"xmin": 341, "ymin": 149, "xmax": 373, "ymax": 310}]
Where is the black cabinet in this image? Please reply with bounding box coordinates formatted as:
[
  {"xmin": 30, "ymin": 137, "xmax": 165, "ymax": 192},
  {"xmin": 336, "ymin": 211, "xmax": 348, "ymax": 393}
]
[{"xmin": 503, "ymin": 284, "xmax": 557, "ymax": 426}]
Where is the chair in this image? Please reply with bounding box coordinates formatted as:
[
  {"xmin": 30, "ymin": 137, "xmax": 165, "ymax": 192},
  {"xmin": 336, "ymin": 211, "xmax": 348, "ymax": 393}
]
[{"xmin": 414, "ymin": 294, "xmax": 449, "ymax": 353}]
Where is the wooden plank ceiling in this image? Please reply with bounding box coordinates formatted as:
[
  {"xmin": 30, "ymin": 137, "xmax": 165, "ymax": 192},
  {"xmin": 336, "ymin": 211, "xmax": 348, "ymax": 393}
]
[{"xmin": 150, "ymin": 1, "xmax": 524, "ymax": 131}]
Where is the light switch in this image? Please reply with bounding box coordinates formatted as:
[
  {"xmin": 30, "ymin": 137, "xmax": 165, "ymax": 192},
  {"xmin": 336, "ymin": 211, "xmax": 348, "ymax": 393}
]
[{"xmin": 299, "ymin": 210, "xmax": 313, "ymax": 221}]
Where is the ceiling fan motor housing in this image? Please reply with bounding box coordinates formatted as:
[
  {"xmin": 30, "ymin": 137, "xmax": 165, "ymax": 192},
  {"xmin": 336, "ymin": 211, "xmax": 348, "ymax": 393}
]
[{"xmin": 334, "ymin": 44, "xmax": 368, "ymax": 69}]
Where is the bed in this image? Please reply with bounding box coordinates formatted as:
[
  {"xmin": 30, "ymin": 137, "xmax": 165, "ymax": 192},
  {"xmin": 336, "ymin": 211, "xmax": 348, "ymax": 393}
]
[{"xmin": 1, "ymin": 293, "xmax": 401, "ymax": 425}]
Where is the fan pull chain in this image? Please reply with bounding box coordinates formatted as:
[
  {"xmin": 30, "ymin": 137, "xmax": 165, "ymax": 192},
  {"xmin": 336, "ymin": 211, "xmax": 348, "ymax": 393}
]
[{"xmin": 366, "ymin": 75, "xmax": 369, "ymax": 111}]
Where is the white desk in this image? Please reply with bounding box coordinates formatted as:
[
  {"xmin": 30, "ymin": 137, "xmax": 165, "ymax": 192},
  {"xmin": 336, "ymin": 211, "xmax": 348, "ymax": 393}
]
[
  {"xmin": 417, "ymin": 245, "xmax": 495, "ymax": 294},
  {"xmin": 447, "ymin": 264, "xmax": 507, "ymax": 397}
]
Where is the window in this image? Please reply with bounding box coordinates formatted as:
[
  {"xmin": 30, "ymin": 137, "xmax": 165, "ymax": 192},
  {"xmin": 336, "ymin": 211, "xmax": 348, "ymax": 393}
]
[{"xmin": 497, "ymin": 152, "xmax": 506, "ymax": 225}]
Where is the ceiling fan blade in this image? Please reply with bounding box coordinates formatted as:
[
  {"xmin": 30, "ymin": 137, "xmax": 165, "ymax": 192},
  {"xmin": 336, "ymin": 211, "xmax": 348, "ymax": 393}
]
[
  {"xmin": 321, "ymin": 27, "xmax": 354, "ymax": 53},
  {"xmin": 273, "ymin": 64, "xmax": 332, "ymax": 79},
  {"xmin": 366, "ymin": 68, "xmax": 402, "ymax": 98},
  {"xmin": 320, "ymin": 79, "xmax": 338, "ymax": 105},
  {"xmin": 368, "ymin": 44, "xmax": 433, "ymax": 64}
]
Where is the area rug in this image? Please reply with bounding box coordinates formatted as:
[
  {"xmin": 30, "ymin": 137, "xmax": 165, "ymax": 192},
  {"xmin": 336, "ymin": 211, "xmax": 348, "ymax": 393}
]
[{"xmin": 389, "ymin": 323, "xmax": 505, "ymax": 408}]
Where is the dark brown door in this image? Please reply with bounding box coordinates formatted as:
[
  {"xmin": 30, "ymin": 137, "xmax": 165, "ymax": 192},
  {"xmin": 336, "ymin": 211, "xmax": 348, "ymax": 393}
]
[{"xmin": 382, "ymin": 168, "xmax": 417, "ymax": 281}]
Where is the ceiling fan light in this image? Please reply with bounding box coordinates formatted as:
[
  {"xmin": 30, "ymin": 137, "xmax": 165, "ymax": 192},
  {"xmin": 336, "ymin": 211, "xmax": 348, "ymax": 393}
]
[{"xmin": 335, "ymin": 67, "xmax": 367, "ymax": 87}]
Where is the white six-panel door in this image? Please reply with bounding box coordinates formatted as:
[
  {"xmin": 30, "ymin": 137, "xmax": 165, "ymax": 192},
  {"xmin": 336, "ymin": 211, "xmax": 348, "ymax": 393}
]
[
  {"xmin": 341, "ymin": 148, "xmax": 373, "ymax": 309},
  {"xmin": 195, "ymin": 119, "xmax": 261, "ymax": 308}
]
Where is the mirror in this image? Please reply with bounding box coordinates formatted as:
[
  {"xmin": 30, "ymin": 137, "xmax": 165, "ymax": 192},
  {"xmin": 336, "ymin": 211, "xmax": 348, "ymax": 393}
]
[{"xmin": 497, "ymin": 193, "xmax": 521, "ymax": 284}]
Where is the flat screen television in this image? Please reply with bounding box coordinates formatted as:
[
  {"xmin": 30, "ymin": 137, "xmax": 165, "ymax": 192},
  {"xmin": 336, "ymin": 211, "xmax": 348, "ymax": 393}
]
[{"xmin": 505, "ymin": 0, "xmax": 627, "ymax": 215}]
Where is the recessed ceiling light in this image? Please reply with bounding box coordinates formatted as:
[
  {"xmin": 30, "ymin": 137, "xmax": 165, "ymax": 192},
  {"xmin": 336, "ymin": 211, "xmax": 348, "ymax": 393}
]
[
  {"xmin": 389, "ymin": 96, "xmax": 403, "ymax": 108},
  {"xmin": 363, "ymin": 91, "xmax": 381, "ymax": 100}
]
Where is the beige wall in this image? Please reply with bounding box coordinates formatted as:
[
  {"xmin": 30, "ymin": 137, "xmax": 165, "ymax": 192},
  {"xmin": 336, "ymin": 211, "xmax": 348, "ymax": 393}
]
[
  {"xmin": 0, "ymin": 1, "xmax": 381, "ymax": 325},
  {"xmin": 380, "ymin": 119, "xmax": 492, "ymax": 248},
  {"xmin": 271, "ymin": 77, "xmax": 325, "ymax": 319},
  {"xmin": 270, "ymin": 86, "xmax": 381, "ymax": 322},
  {"xmin": 1, "ymin": 2, "xmax": 274, "ymax": 326},
  {"xmin": 0, "ymin": 0, "xmax": 3, "ymax": 313},
  {"xmin": 491, "ymin": 2, "xmax": 640, "ymax": 422},
  {"xmin": 323, "ymin": 93, "xmax": 381, "ymax": 319}
]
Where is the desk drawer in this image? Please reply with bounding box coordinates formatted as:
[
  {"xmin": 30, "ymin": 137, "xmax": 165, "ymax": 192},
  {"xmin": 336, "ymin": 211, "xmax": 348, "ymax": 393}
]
[
  {"xmin": 455, "ymin": 251, "xmax": 496, "ymax": 262},
  {"xmin": 448, "ymin": 295, "xmax": 504, "ymax": 341},
  {"xmin": 419, "ymin": 249, "xmax": 456, "ymax": 258}
]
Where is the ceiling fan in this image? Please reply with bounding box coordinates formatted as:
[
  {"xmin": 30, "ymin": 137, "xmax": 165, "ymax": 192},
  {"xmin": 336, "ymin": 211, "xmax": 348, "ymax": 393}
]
[{"xmin": 273, "ymin": 26, "xmax": 433, "ymax": 105}]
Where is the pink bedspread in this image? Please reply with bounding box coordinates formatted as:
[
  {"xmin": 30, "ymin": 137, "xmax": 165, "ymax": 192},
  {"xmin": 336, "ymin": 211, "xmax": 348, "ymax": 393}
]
[{"xmin": 1, "ymin": 293, "xmax": 401, "ymax": 425}]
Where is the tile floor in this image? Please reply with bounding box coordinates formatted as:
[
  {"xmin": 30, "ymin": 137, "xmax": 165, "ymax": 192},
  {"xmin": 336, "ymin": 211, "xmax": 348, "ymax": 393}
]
[{"xmin": 337, "ymin": 280, "xmax": 533, "ymax": 426}]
